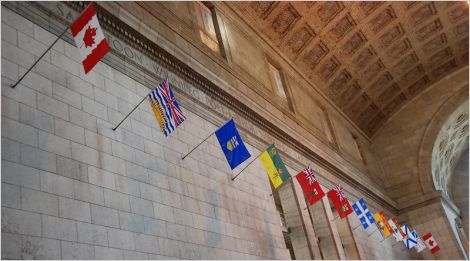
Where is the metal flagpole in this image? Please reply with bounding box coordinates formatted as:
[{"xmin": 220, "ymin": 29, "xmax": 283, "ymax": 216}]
[
  {"xmin": 181, "ymin": 131, "xmax": 215, "ymax": 160},
  {"xmin": 11, "ymin": 26, "xmax": 69, "ymax": 88},
  {"xmin": 231, "ymin": 150, "xmax": 263, "ymax": 181},
  {"xmin": 182, "ymin": 118, "xmax": 234, "ymax": 160},
  {"xmin": 352, "ymin": 223, "xmax": 362, "ymax": 230},
  {"xmin": 112, "ymin": 93, "xmax": 149, "ymax": 131},
  {"xmin": 367, "ymin": 226, "xmax": 379, "ymax": 237},
  {"xmin": 269, "ymin": 175, "xmax": 296, "ymax": 196}
]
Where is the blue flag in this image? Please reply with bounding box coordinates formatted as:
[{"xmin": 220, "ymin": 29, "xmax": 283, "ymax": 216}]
[
  {"xmin": 215, "ymin": 119, "xmax": 251, "ymax": 170},
  {"xmin": 352, "ymin": 198, "xmax": 375, "ymax": 229}
]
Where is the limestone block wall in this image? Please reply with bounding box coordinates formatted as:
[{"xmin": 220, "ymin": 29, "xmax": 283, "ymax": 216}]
[
  {"xmin": 1, "ymin": 7, "xmax": 291, "ymax": 259},
  {"xmin": 0, "ymin": 2, "xmax": 439, "ymax": 260}
]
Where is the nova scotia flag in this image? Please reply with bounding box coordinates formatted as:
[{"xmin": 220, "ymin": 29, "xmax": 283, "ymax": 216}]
[{"xmin": 352, "ymin": 198, "xmax": 375, "ymax": 229}]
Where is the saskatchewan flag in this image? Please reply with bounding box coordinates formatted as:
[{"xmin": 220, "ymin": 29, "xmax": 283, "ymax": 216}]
[{"xmin": 260, "ymin": 144, "xmax": 291, "ymax": 189}]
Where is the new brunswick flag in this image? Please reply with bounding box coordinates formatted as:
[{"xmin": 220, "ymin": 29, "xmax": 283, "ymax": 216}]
[
  {"xmin": 374, "ymin": 211, "xmax": 393, "ymax": 238},
  {"xmin": 260, "ymin": 144, "xmax": 291, "ymax": 189}
]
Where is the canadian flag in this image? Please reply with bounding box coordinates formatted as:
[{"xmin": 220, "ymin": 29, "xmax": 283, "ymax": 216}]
[
  {"xmin": 70, "ymin": 3, "xmax": 110, "ymax": 74},
  {"xmin": 422, "ymin": 232, "xmax": 441, "ymax": 254}
]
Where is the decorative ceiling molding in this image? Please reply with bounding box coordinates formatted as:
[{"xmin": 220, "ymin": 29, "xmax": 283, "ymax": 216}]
[{"xmin": 230, "ymin": 1, "xmax": 469, "ymax": 137}]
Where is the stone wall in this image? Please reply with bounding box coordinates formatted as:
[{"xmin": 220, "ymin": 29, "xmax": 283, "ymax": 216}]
[
  {"xmin": 2, "ymin": 1, "xmax": 463, "ymax": 259},
  {"xmin": 1, "ymin": 7, "xmax": 293, "ymax": 259}
]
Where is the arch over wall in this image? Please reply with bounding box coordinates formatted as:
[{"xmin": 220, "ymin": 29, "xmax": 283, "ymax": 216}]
[
  {"xmin": 373, "ymin": 66, "xmax": 469, "ymax": 208},
  {"xmin": 372, "ymin": 67, "xmax": 468, "ymax": 259},
  {"xmin": 417, "ymin": 88, "xmax": 469, "ymax": 196}
]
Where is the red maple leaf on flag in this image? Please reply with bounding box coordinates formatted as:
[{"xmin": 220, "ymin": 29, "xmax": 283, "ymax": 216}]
[{"xmin": 83, "ymin": 26, "xmax": 97, "ymax": 48}]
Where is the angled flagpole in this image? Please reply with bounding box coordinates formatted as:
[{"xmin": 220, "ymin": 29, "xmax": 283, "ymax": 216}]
[
  {"xmin": 181, "ymin": 131, "xmax": 215, "ymax": 160},
  {"xmin": 112, "ymin": 93, "xmax": 149, "ymax": 131},
  {"xmin": 181, "ymin": 118, "xmax": 232, "ymax": 160},
  {"xmin": 367, "ymin": 226, "xmax": 379, "ymax": 237},
  {"xmin": 11, "ymin": 2, "xmax": 93, "ymax": 88},
  {"xmin": 11, "ymin": 26, "xmax": 69, "ymax": 88},
  {"xmin": 231, "ymin": 150, "xmax": 263, "ymax": 181}
]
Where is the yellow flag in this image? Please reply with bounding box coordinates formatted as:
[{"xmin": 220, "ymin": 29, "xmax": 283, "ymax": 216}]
[
  {"xmin": 374, "ymin": 211, "xmax": 393, "ymax": 238},
  {"xmin": 260, "ymin": 150, "xmax": 283, "ymax": 189}
]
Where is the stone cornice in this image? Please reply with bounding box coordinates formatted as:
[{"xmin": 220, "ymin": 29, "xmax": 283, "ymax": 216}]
[{"xmin": 2, "ymin": 1, "xmax": 398, "ymax": 213}]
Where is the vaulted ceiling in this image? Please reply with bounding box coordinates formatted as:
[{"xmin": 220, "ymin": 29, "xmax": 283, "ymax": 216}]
[{"xmin": 230, "ymin": 1, "xmax": 469, "ymax": 136}]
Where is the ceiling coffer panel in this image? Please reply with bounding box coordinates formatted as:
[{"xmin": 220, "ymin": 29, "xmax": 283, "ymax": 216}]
[{"xmin": 232, "ymin": 1, "xmax": 469, "ymax": 136}]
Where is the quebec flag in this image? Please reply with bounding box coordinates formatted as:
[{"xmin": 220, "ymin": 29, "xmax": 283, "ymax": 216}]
[
  {"xmin": 215, "ymin": 118, "xmax": 251, "ymax": 170},
  {"xmin": 352, "ymin": 198, "xmax": 376, "ymax": 229}
]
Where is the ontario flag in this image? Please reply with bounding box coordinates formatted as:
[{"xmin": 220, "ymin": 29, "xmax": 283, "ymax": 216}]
[
  {"xmin": 327, "ymin": 185, "xmax": 353, "ymax": 218},
  {"xmin": 71, "ymin": 3, "xmax": 110, "ymax": 74},
  {"xmin": 295, "ymin": 166, "xmax": 325, "ymax": 206}
]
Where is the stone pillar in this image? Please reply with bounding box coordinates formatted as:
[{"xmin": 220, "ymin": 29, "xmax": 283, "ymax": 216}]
[
  {"xmin": 308, "ymin": 197, "xmax": 337, "ymax": 259},
  {"xmin": 278, "ymin": 180, "xmax": 314, "ymax": 259},
  {"xmin": 334, "ymin": 213, "xmax": 360, "ymax": 259},
  {"xmin": 323, "ymin": 196, "xmax": 347, "ymax": 260},
  {"xmin": 292, "ymin": 178, "xmax": 322, "ymax": 259}
]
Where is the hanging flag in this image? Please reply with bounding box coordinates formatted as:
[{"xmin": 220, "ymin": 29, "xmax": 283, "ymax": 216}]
[
  {"xmin": 70, "ymin": 3, "xmax": 110, "ymax": 74},
  {"xmin": 373, "ymin": 211, "xmax": 393, "ymax": 238},
  {"xmin": 327, "ymin": 185, "xmax": 353, "ymax": 218},
  {"xmin": 295, "ymin": 165, "xmax": 325, "ymax": 205},
  {"xmin": 352, "ymin": 198, "xmax": 375, "ymax": 229},
  {"xmin": 402, "ymin": 225, "xmax": 418, "ymax": 249},
  {"xmin": 422, "ymin": 233, "xmax": 441, "ymax": 254},
  {"xmin": 149, "ymin": 79, "xmax": 186, "ymax": 136},
  {"xmin": 214, "ymin": 118, "xmax": 251, "ymax": 169},
  {"xmin": 260, "ymin": 144, "xmax": 291, "ymax": 189},
  {"xmin": 388, "ymin": 217, "xmax": 406, "ymax": 241},
  {"xmin": 412, "ymin": 230, "xmax": 427, "ymax": 253}
]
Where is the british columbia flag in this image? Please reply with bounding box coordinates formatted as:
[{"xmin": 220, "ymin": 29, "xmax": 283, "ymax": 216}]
[{"xmin": 149, "ymin": 79, "xmax": 186, "ymax": 136}]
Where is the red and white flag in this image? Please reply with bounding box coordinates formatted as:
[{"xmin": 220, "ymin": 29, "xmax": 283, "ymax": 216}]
[
  {"xmin": 327, "ymin": 185, "xmax": 353, "ymax": 218},
  {"xmin": 422, "ymin": 232, "xmax": 441, "ymax": 254},
  {"xmin": 70, "ymin": 3, "xmax": 110, "ymax": 74},
  {"xmin": 295, "ymin": 166, "xmax": 325, "ymax": 206}
]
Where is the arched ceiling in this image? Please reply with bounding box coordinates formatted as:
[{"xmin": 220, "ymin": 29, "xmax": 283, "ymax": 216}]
[
  {"xmin": 229, "ymin": 1, "xmax": 469, "ymax": 136},
  {"xmin": 432, "ymin": 101, "xmax": 469, "ymax": 197}
]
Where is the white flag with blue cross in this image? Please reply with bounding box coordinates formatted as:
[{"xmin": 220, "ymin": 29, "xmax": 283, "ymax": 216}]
[{"xmin": 352, "ymin": 198, "xmax": 375, "ymax": 229}]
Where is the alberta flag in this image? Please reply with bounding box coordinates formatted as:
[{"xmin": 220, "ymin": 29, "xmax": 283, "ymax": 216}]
[
  {"xmin": 71, "ymin": 3, "xmax": 110, "ymax": 74},
  {"xmin": 352, "ymin": 198, "xmax": 375, "ymax": 229},
  {"xmin": 215, "ymin": 118, "xmax": 251, "ymax": 170}
]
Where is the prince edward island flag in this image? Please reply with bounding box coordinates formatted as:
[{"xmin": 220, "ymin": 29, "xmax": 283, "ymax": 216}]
[{"xmin": 215, "ymin": 119, "xmax": 251, "ymax": 170}]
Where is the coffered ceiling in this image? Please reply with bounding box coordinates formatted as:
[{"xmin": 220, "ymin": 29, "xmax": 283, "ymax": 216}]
[{"xmin": 229, "ymin": 1, "xmax": 469, "ymax": 136}]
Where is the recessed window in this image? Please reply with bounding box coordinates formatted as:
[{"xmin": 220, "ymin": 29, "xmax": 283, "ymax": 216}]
[
  {"xmin": 352, "ymin": 135, "xmax": 367, "ymax": 165},
  {"xmin": 268, "ymin": 62, "xmax": 288, "ymax": 99},
  {"xmin": 194, "ymin": 2, "xmax": 225, "ymax": 57}
]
